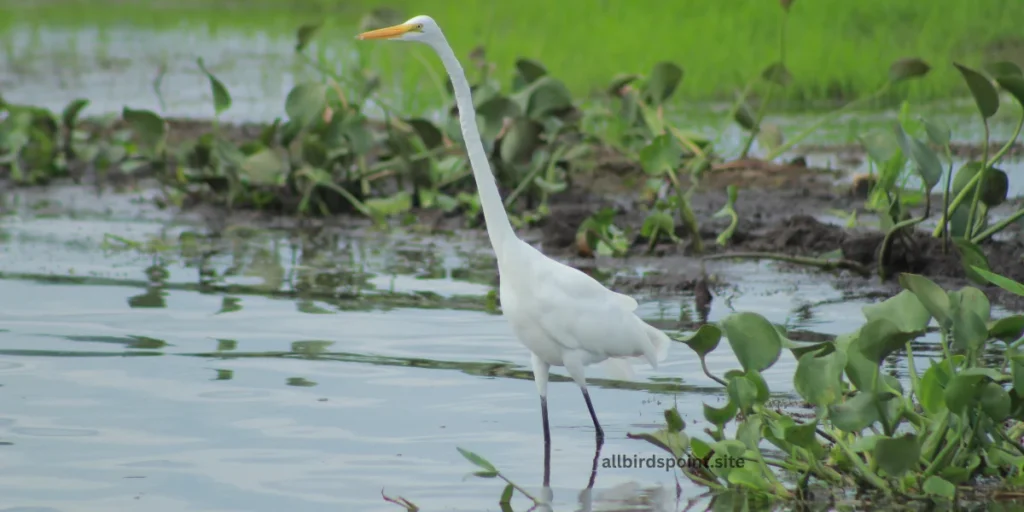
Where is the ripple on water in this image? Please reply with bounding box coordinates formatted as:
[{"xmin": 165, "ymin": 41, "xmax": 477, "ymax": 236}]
[
  {"xmin": 10, "ymin": 427, "xmax": 98, "ymax": 438},
  {"xmin": 0, "ymin": 360, "xmax": 26, "ymax": 372},
  {"xmin": 120, "ymin": 460, "xmax": 194, "ymax": 469},
  {"xmin": 0, "ymin": 507, "xmax": 64, "ymax": 512},
  {"xmin": 194, "ymin": 389, "xmax": 272, "ymax": 400}
]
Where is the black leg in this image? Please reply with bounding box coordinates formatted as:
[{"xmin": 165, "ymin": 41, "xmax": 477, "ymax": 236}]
[
  {"xmin": 587, "ymin": 432, "xmax": 603, "ymax": 489},
  {"xmin": 540, "ymin": 395, "xmax": 551, "ymax": 487},
  {"xmin": 582, "ymin": 388, "xmax": 604, "ymax": 446}
]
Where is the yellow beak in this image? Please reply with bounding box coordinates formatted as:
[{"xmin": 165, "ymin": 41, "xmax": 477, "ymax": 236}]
[{"xmin": 357, "ymin": 23, "xmax": 418, "ymax": 40}]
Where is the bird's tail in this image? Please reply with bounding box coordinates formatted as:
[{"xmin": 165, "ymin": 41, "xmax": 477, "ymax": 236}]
[
  {"xmin": 641, "ymin": 323, "xmax": 672, "ymax": 370},
  {"xmin": 603, "ymin": 322, "xmax": 673, "ymax": 381}
]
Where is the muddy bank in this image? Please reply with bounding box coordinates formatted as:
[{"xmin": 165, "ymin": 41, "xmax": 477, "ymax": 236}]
[
  {"xmin": 533, "ymin": 165, "xmax": 1024, "ymax": 312},
  {"xmin": 6, "ymin": 117, "xmax": 1024, "ymax": 313}
]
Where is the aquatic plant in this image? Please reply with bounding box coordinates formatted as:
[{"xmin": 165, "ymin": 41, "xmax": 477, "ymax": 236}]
[
  {"xmin": 627, "ymin": 270, "xmax": 1024, "ymax": 507},
  {"xmin": 859, "ymin": 61, "xmax": 1024, "ymax": 280}
]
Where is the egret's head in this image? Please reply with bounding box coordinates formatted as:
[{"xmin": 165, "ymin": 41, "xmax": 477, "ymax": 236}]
[{"xmin": 356, "ymin": 15, "xmax": 441, "ymax": 45}]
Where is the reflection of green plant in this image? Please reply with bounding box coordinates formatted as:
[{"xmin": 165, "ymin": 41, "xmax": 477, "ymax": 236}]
[
  {"xmin": 630, "ymin": 271, "xmax": 1024, "ymax": 506},
  {"xmin": 456, "ymin": 448, "xmax": 541, "ymax": 508}
]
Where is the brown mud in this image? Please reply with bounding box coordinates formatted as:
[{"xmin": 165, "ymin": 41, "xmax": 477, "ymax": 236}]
[
  {"xmin": 534, "ymin": 162, "xmax": 1024, "ymax": 312},
  {"xmin": 16, "ymin": 117, "xmax": 1024, "ymax": 313}
]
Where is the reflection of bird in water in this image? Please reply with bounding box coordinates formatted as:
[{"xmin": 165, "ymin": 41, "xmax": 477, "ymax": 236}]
[
  {"xmin": 358, "ymin": 14, "xmax": 672, "ymax": 486},
  {"xmin": 535, "ymin": 481, "xmax": 677, "ymax": 512}
]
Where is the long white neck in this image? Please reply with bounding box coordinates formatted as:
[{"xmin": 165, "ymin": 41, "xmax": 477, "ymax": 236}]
[{"xmin": 431, "ymin": 38, "xmax": 516, "ymax": 256}]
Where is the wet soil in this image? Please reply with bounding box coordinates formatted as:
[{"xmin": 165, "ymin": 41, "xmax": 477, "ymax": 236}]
[
  {"xmin": 533, "ymin": 162, "xmax": 1024, "ymax": 312},
  {"xmin": 10, "ymin": 117, "xmax": 1024, "ymax": 312}
]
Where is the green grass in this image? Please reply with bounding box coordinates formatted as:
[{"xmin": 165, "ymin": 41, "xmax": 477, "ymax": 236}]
[{"xmin": 3, "ymin": 0, "xmax": 1024, "ymax": 108}]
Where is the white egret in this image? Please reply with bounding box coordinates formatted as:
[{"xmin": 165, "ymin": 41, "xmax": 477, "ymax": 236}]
[{"xmin": 357, "ymin": 16, "xmax": 671, "ymax": 453}]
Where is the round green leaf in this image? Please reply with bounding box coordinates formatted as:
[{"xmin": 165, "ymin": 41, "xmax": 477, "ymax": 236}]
[
  {"xmin": 990, "ymin": 315, "xmax": 1024, "ymax": 342},
  {"xmin": 407, "ymin": 118, "xmax": 444, "ymax": 149},
  {"xmin": 898, "ymin": 273, "xmax": 951, "ymax": 327},
  {"xmin": 979, "ymin": 381, "xmax": 1011, "ymax": 421},
  {"xmin": 794, "ymin": 349, "xmax": 847, "ymax": 406},
  {"xmin": 295, "ymin": 22, "xmax": 322, "ymax": 52},
  {"xmin": 642, "ymin": 61, "xmax": 683, "ymax": 105},
  {"xmin": 889, "ymin": 58, "xmax": 931, "ymax": 83},
  {"xmin": 985, "ymin": 61, "xmax": 1023, "ymax": 78},
  {"xmin": 641, "ymin": 211, "xmax": 677, "ymax": 239},
  {"xmin": 476, "ymin": 96, "xmax": 520, "ymax": 141},
  {"xmin": 761, "ymin": 62, "xmax": 791, "ymax": 86},
  {"xmin": 862, "ymin": 289, "xmax": 932, "ymax": 333},
  {"xmin": 856, "ymin": 318, "xmax": 916, "ymax": 364},
  {"xmin": 664, "ymin": 408, "xmax": 685, "ymax": 432},
  {"xmin": 919, "ymin": 358, "xmax": 961, "ymax": 414},
  {"xmin": 719, "ymin": 312, "xmax": 783, "ymax": 373},
  {"xmin": 727, "ymin": 466, "xmax": 770, "ymax": 491},
  {"xmin": 954, "ymin": 238, "xmax": 992, "ymax": 286},
  {"xmin": 727, "ymin": 374, "xmax": 759, "ymax": 413},
  {"xmin": 240, "ymin": 147, "xmax": 287, "ymax": 185},
  {"xmin": 61, "ymin": 98, "xmax": 89, "ymax": 130},
  {"xmin": 872, "ymin": 434, "xmax": 920, "ymax": 477},
  {"xmin": 949, "ymin": 286, "xmax": 991, "ymax": 323},
  {"xmin": 1011, "ymin": 351, "xmax": 1024, "ymax": 396},
  {"xmin": 954, "ymin": 62, "xmax": 999, "ymax": 119},
  {"xmin": 638, "ymin": 134, "xmax": 682, "ymax": 176},
  {"xmin": 522, "ymin": 77, "xmax": 573, "ymax": 119},
  {"xmin": 514, "ymin": 58, "xmax": 547, "ymax": 86},
  {"xmin": 733, "ymin": 103, "xmax": 756, "ymax": 131},
  {"xmin": 923, "ymin": 475, "xmax": 956, "ymax": 500},
  {"xmin": 285, "ymin": 82, "xmax": 327, "ymax": 128},
  {"xmin": 949, "ymin": 304, "xmax": 989, "ymax": 352},
  {"xmin": 121, "ymin": 107, "xmax": 167, "ymax": 153},
  {"xmin": 828, "ymin": 392, "xmax": 880, "ymax": 432},
  {"xmin": 893, "ymin": 122, "xmax": 942, "ymax": 191},
  {"xmin": 703, "ymin": 400, "xmax": 738, "ymax": 426},
  {"xmin": 996, "ymin": 75, "xmax": 1024, "ymax": 107},
  {"xmin": 922, "ymin": 118, "xmax": 951, "ymax": 146},
  {"xmin": 981, "ymin": 168, "xmax": 1009, "ymax": 206},
  {"xmin": 498, "ymin": 118, "xmax": 542, "ymax": 163},
  {"xmin": 606, "ymin": 74, "xmax": 640, "ymax": 96},
  {"xmin": 944, "ymin": 373, "xmax": 987, "ymax": 413},
  {"xmin": 197, "ymin": 57, "xmax": 232, "ymax": 115},
  {"xmin": 783, "ymin": 419, "xmax": 822, "ymax": 456}
]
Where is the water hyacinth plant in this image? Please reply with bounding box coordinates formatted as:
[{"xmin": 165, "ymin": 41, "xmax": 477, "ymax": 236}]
[{"xmin": 627, "ymin": 271, "xmax": 1024, "ymax": 507}]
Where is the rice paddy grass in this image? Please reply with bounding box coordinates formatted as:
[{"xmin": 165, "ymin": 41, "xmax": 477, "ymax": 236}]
[{"xmin": 3, "ymin": 0, "xmax": 1023, "ymax": 109}]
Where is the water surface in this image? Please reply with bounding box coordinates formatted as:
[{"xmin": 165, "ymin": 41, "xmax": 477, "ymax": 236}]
[{"xmin": 0, "ymin": 184, "xmax": 994, "ymax": 511}]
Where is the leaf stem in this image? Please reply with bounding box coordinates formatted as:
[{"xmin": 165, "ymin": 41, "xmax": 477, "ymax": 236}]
[
  {"xmin": 764, "ymin": 82, "xmax": 891, "ymax": 161},
  {"xmin": 666, "ymin": 172, "xmax": 704, "ymax": 254},
  {"xmin": 965, "ymin": 121, "xmax": 991, "ymax": 238},
  {"xmin": 971, "ymin": 207, "xmax": 1024, "ymax": 244}
]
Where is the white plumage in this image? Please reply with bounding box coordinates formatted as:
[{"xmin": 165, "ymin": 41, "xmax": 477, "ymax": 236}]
[{"xmin": 358, "ymin": 15, "xmax": 672, "ymax": 451}]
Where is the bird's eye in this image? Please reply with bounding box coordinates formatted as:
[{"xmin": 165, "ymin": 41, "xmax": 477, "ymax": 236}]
[{"xmin": 416, "ymin": 24, "xmax": 423, "ymax": 29}]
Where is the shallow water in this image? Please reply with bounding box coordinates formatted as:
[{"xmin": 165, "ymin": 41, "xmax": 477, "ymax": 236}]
[{"xmin": 1, "ymin": 184, "xmax": 1011, "ymax": 511}]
